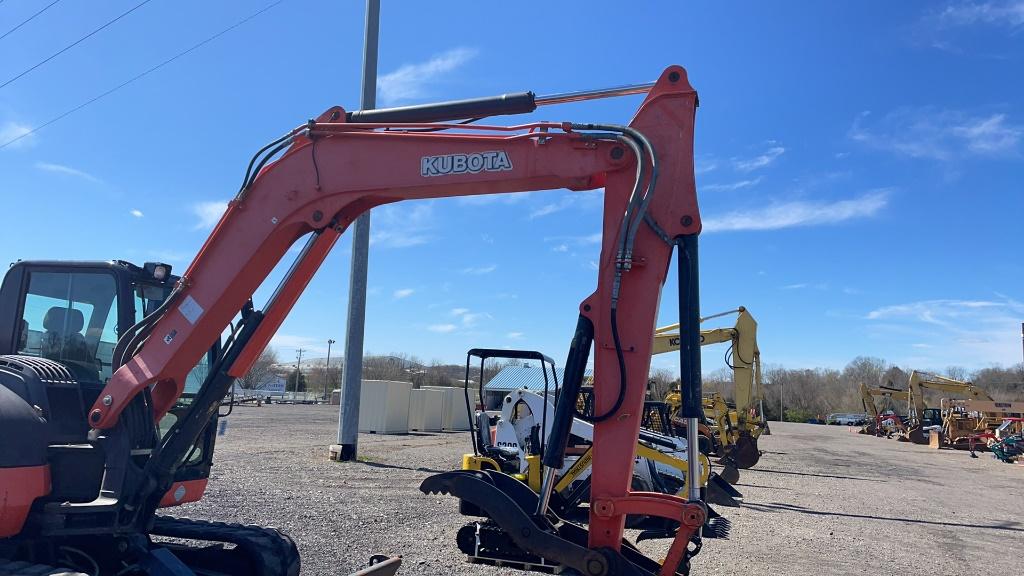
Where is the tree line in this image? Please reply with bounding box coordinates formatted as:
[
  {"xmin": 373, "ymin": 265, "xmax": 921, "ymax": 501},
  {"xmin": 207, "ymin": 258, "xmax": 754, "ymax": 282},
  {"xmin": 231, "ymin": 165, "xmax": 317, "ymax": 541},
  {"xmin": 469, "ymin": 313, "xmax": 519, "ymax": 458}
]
[{"xmin": 237, "ymin": 348, "xmax": 1023, "ymax": 421}]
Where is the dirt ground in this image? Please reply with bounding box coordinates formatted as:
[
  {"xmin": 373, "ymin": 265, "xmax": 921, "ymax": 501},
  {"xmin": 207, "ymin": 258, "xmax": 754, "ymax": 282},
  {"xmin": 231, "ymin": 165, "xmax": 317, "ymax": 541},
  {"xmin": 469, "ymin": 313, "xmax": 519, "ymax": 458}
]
[{"xmin": 176, "ymin": 404, "xmax": 1022, "ymax": 575}]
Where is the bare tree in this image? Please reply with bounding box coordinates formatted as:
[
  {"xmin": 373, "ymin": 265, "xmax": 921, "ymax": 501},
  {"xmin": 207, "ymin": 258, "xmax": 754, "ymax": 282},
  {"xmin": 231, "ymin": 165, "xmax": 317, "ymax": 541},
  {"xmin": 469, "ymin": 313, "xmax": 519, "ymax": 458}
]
[
  {"xmin": 647, "ymin": 368, "xmax": 677, "ymax": 400},
  {"xmin": 842, "ymin": 356, "xmax": 888, "ymax": 388},
  {"xmin": 238, "ymin": 348, "xmax": 279, "ymax": 390}
]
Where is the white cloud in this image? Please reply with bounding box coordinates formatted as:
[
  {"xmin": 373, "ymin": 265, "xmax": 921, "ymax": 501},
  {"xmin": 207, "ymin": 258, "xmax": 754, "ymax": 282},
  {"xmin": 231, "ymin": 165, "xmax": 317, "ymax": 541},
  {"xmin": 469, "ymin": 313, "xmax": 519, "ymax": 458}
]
[
  {"xmin": 865, "ymin": 296, "xmax": 1024, "ymax": 366},
  {"xmin": 130, "ymin": 209, "xmax": 144, "ymax": 218},
  {"xmin": 702, "ymin": 176, "xmax": 763, "ymax": 193},
  {"xmin": 461, "ymin": 312, "xmax": 490, "ymax": 327},
  {"xmin": 450, "ymin": 307, "xmax": 489, "ymax": 327},
  {"xmin": 192, "ymin": 200, "xmax": 228, "ymax": 230},
  {"xmin": 544, "ymin": 232, "xmax": 602, "ymax": 246},
  {"xmin": 269, "ymin": 333, "xmax": 328, "ymax": 355},
  {"xmin": 457, "ymin": 192, "xmax": 531, "ymax": 206},
  {"xmin": 849, "ymin": 109, "xmax": 1021, "ymax": 160},
  {"xmin": 428, "ymin": 323, "xmax": 457, "ymax": 333},
  {"xmin": 147, "ymin": 249, "xmax": 189, "ymax": 263},
  {"xmin": 930, "ymin": 1, "xmax": 1024, "ymax": 30},
  {"xmin": 732, "ymin": 146, "xmax": 785, "ymax": 172},
  {"xmin": 781, "ymin": 282, "xmax": 828, "ymax": 291},
  {"xmin": 507, "ymin": 332, "xmax": 525, "ymax": 340},
  {"xmin": 35, "ymin": 162, "xmax": 101, "ymax": 183},
  {"xmin": 694, "ymin": 155, "xmax": 719, "ymax": 175},
  {"xmin": 552, "ymin": 244, "xmax": 569, "ymax": 253},
  {"xmin": 702, "ymin": 190, "xmax": 889, "ymax": 233},
  {"xmin": 377, "ymin": 48, "xmax": 477, "ymax": 105},
  {"xmin": 0, "ymin": 121, "xmax": 34, "ymax": 149},
  {"xmin": 530, "ymin": 203, "xmax": 563, "ymax": 219},
  {"xmin": 371, "ymin": 203, "xmax": 436, "ymax": 248},
  {"xmin": 393, "ymin": 288, "xmax": 415, "ymax": 299},
  {"xmin": 461, "ymin": 264, "xmax": 497, "ymax": 275},
  {"xmin": 866, "ymin": 299, "xmax": 1004, "ymax": 323}
]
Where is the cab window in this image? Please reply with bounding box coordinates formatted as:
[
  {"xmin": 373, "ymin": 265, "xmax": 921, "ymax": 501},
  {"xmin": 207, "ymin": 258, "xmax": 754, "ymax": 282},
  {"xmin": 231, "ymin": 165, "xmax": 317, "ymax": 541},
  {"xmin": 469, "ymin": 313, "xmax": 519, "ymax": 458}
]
[{"xmin": 18, "ymin": 271, "xmax": 117, "ymax": 381}]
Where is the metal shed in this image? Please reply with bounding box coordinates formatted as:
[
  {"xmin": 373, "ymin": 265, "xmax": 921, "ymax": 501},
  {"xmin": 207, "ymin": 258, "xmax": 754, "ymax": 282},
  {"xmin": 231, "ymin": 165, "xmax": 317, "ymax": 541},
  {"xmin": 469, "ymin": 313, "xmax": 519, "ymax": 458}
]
[{"xmin": 481, "ymin": 365, "xmax": 593, "ymax": 410}]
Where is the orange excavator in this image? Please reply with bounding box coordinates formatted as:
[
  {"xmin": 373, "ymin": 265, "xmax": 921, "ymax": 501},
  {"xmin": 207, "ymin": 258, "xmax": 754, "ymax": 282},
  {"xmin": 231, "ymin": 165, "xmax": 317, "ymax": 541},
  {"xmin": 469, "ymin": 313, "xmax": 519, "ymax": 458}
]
[{"xmin": 1, "ymin": 66, "xmax": 707, "ymax": 576}]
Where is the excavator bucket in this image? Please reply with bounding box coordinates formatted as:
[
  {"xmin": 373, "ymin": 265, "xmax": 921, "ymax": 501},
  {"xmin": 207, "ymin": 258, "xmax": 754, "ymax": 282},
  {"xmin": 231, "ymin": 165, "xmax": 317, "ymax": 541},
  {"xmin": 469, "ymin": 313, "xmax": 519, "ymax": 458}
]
[
  {"xmin": 907, "ymin": 426, "xmax": 928, "ymax": 444},
  {"xmin": 706, "ymin": 473, "xmax": 743, "ymax": 507},
  {"xmin": 723, "ymin": 433, "xmax": 761, "ymax": 469}
]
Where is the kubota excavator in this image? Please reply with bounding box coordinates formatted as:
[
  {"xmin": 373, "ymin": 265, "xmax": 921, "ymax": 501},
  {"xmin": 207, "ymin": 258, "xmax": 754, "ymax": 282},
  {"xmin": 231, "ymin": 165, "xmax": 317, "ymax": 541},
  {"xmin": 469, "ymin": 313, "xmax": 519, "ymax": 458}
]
[
  {"xmin": 1, "ymin": 66, "xmax": 707, "ymax": 576},
  {"xmin": 657, "ymin": 307, "xmax": 766, "ymax": 481}
]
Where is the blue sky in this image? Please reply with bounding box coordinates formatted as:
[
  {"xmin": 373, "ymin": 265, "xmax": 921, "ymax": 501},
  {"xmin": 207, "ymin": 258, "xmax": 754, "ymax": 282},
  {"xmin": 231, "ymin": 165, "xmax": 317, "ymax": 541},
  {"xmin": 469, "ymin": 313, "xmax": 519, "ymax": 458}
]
[{"xmin": 1, "ymin": 1, "xmax": 1022, "ymax": 375}]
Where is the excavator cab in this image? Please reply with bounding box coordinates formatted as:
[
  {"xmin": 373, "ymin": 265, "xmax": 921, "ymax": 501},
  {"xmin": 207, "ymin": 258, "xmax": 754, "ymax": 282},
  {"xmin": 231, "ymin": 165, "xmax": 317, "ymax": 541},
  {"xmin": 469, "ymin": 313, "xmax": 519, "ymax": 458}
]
[{"xmin": 0, "ymin": 260, "xmax": 219, "ymax": 509}]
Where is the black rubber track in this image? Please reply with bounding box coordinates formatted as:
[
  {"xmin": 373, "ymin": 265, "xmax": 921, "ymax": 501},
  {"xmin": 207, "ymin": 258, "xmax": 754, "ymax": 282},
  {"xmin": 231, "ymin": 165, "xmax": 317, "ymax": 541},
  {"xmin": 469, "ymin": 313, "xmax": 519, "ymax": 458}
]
[{"xmin": 151, "ymin": 516, "xmax": 300, "ymax": 576}]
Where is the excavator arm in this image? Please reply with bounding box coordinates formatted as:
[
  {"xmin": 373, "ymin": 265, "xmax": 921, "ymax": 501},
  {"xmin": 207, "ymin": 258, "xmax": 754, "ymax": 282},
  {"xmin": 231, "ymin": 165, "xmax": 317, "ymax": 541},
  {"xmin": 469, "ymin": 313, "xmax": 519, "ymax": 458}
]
[
  {"xmin": 84, "ymin": 66, "xmax": 705, "ymax": 573},
  {"xmin": 654, "ymin": 307, "xmax": 762, "ymax": 425},
  {"xmin": 906, "ymin": 370, "xmax": 993, "ymax": 420}
]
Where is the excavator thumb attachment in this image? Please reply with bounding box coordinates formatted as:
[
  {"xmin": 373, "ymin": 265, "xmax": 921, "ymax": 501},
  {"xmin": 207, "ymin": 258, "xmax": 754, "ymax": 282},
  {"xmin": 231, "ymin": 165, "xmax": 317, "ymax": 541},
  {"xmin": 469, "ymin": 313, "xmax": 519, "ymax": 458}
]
[
  {"xmin": 420, "ymin": 470, "xmax": 681, "ymax": 576},
  {"xmin": 723, "ymin": 433, "xmax": 761, "ymax": 469}
]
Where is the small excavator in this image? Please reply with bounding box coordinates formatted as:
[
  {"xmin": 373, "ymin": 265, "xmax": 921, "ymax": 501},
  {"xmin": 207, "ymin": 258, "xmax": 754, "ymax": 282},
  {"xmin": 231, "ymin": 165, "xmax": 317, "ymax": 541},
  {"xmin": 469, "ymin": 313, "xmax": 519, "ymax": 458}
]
[
  {"xmin": 857, "ymin": 382, "xmax": 910, "ymax": 437},
  {"xmin": 657, "ymin": 307, "xmax": 766, "ymax": 482},
  {"xmin": 904, "ymin": 370, "xmax": 994, "ymax": 445},
  {"xmin": 452, "ymin": 349, "xmax": 741, "ymax": 566},
  {"xmin": 2, "ymin": 66, "xmax": 710, "ymax": 576}
]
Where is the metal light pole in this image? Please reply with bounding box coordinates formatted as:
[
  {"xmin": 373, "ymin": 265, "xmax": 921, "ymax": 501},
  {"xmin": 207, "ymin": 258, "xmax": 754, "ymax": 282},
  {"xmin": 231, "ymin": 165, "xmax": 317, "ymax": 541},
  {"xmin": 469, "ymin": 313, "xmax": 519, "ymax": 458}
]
[
  {"xmin": 779, "ymin": 379, "xmax": 784, "ymax": 422},
  {"xmin": 324, "ymin": 338, "xmax": 336, "ymax": 401},
  {"xmin": 333, "ymin": 0, "xmax": 379, "ymax": 462}
]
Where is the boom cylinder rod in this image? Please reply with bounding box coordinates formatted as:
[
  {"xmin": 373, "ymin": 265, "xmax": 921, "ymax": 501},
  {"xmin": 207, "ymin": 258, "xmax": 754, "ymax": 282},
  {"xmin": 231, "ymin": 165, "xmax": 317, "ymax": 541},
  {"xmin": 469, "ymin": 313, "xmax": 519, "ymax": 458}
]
[
  {"xmin": 345, "ymin": 82, "xmax": 655, "ymax": 125},
  {"xmin": 535, "ymin": 81, "xmax": 656, "ymax": 106}
]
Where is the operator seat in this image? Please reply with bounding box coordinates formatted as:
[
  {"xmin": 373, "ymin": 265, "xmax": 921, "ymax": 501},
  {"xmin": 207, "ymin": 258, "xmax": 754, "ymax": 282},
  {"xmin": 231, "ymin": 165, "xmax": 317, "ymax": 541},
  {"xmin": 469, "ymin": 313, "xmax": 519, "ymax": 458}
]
[{"xmin": 41, "ymin": 307, "xmax": 95, "ymax": 374}]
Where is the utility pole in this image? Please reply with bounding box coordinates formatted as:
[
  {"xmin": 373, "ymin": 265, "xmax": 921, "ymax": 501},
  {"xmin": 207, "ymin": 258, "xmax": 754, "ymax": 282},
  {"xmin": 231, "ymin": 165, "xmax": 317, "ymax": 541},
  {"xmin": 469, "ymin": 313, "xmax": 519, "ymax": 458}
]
[
  {"xmin": 779, "ymin": 379, "xmax": 784, "ymax": 422},
  {"xmin": 325, "ymin": 338, "xmax": 336, "ymax": 401},
  {"xmin": 333, "ymin": 0, "xmax": 379, "ymax": 462},
  {"xmin": 295, "ymin": 348, "xmax": 305, "ymax": 393}
]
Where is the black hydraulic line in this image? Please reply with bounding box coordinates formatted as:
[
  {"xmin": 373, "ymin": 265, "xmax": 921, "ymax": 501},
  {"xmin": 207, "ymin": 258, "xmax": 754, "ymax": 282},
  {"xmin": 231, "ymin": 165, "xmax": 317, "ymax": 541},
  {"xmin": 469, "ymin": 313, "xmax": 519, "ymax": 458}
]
[
  {"xmin": 677, "ymin": 235, "xmax": 702, "ymax": 419},
  {"xmin": 542, "ymin": 315, "xmax": 594, "ymax": 471},
  {"xmin": 346, "ymin": 92, "xmax": 536, "ymax": 124},
  {"xmin": 238, "ymin": 131, "xmax": 296, "ymax": 194}
]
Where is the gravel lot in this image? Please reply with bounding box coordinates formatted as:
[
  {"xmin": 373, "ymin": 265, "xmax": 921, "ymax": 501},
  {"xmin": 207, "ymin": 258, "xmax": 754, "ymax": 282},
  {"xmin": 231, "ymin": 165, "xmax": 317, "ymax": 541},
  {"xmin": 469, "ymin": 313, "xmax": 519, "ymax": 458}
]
[{"xmin": 175, "ymin": 404, "xmax": 1022, "ymax": 575}]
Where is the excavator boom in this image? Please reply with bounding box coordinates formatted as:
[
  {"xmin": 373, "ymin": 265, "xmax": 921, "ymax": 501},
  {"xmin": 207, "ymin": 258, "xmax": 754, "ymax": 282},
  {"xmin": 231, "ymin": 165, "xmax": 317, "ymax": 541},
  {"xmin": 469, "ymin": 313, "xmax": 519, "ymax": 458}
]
[{"xmin": 60, "ymin": 66, "xmax": 705, "ymax": 573}]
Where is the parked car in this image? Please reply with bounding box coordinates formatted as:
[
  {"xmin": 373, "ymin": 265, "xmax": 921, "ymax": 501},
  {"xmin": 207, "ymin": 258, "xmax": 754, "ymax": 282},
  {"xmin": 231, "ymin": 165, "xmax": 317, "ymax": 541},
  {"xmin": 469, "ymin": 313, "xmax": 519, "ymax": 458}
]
[{"xmin": 826, "ymin": 412, "xmax": 868, "ymax": 426}]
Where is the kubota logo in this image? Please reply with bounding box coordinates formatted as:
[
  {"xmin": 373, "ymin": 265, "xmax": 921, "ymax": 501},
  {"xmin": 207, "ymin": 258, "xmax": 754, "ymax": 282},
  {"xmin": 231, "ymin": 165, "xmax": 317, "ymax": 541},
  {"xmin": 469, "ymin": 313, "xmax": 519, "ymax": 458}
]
[{"xmin": 421, "ymin": 151, "xmax": 513, "ymax": 177}]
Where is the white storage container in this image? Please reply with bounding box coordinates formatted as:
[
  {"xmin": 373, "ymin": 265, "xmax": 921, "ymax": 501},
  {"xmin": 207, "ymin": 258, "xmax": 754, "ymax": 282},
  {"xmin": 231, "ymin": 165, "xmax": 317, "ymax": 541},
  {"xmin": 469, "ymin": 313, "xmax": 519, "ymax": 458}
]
[
  {"xmin": 358, "ymin": 380, "xmax": 411, "ymax": 434},
  {"xmin": 408, "ymin": 388, "xmax": 444, "ymax": 432},
  {"xmin": 425, "ymin": 386, "xmax": 472, "ymax": 431}
]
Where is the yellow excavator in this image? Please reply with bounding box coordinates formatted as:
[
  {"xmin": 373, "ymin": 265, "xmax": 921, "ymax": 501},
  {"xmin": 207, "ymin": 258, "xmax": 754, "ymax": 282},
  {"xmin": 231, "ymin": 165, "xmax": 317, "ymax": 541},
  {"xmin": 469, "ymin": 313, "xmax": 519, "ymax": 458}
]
[
  {"xmin": 657, "ymin": 307, "xmax": 766, "ymax": 481},
  {"xmin": 905, "ymin": 370, "xmax": 994, "ymax": 445},
  {"xmin": 858, "ymin": 382, "xmax": 910, "ymax": 437},
  {"xmin": 933, "ymin": 398, "xmax": 1024, "ymax": 450}
]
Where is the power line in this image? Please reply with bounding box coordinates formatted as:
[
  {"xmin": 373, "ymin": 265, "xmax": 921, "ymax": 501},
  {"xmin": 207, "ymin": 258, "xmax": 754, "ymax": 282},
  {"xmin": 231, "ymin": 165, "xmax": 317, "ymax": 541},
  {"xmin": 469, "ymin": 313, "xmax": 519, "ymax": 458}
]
[
  {"xmin": 0, "ymin": 0, "xmax": 153, "ymax": 91},
  {"xmin": 0, "ymin": 0, "xmax": 62, "ymax": 42},
  {"xmin": 0, "ymin": 0, "xmax": 285, "ymax": 150}
]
